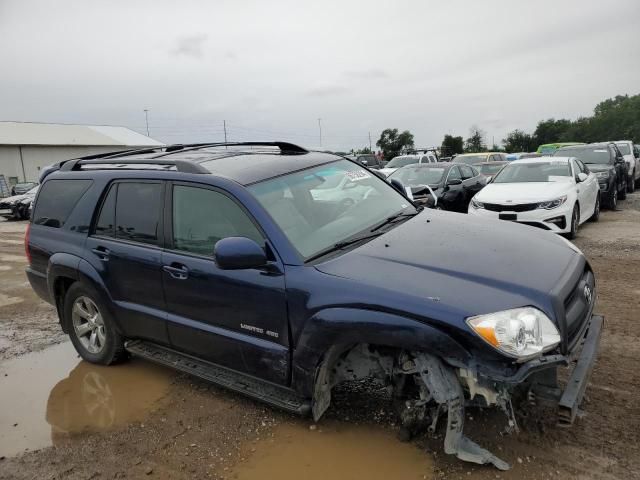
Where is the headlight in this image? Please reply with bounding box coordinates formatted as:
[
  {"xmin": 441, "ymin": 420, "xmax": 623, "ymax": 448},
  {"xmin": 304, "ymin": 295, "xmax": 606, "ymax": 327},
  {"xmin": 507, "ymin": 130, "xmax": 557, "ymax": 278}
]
[
  {"xmin": 470, "ymin": 198, "xmax": 484, "ymax": 209},
  {"xmin": 537, "ymin": 195, "xmax": 567, "ymax": 210},
  {"xmin": 595, "ymin": 171, "xmax": 609, "ymax": 180},
  {"xmin": 466, "ymin": 307, "xmax": 560, "ymax": 361}
]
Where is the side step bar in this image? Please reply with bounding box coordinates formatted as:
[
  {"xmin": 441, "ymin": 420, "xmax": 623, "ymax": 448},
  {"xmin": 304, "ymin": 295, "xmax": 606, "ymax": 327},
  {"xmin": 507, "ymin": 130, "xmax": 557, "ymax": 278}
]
[{"xmin": 126, "ymin": 340, "xmax": 311, "ymax": 416}]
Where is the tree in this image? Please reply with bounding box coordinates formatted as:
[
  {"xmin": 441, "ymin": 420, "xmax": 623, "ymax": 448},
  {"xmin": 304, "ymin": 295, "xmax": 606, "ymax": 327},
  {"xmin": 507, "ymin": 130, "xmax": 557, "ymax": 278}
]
[
  {"xmin": 465, "ymin": 126, "xmax": 486, "ymax": 153},
  {"xmin": 532, "ymin": 118, "xmax": 572, "ymax": 146},
  {"xmin": 376, "ymin": 128, "xmax": 415, "ymax": 160},
  {"xmin": 356, "ymin": 146, "xmax": 372, "ymax": 154},
  {"xmin": 502, "ymin": 129, "xmax": 534, "ymax": 153},
  {"xmin": 441, "ymin": 134, "xmax": 464, "ymax": 156}
]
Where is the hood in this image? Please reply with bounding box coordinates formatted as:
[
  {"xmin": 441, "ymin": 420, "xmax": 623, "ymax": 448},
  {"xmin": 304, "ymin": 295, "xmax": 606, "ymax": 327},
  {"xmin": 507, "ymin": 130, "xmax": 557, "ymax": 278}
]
[
  {"xmin": 475, "ymin": 181, "xmax": 571, "ymax": 204},
  {"xmin": 0, "ymin": 192, "xmax": 33, "ymax": 204},
  {"xmin": 379, "ymin": 167, "xmax": 397, "ymax": 177},
  {"xmin": 314, "ymin": 210, "xmax": 580, "ymax": 325}
]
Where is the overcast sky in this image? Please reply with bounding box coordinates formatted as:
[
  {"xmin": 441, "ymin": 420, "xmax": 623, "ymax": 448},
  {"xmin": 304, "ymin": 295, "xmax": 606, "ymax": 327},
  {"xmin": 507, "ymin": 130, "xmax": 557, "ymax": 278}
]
[{"xmin": 1, "ymin": 0, "xmax": 639, "ymax": 151}]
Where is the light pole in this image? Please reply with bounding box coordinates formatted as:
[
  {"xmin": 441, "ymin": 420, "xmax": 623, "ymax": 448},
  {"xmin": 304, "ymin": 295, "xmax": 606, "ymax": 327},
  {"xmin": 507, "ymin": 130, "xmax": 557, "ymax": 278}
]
[
  {"xmin": 318, "ymin": 118, "xmax": 322, "ymax": 148},
  {"xmin": 143, "ymin": 109, "xmax": 150, "ymax": 136}
]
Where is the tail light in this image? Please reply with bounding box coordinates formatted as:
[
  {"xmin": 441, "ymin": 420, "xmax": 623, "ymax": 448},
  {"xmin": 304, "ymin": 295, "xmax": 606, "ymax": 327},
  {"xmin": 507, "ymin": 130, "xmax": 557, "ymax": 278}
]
[{"xmin": 24, "ymin": 223, "xmax": 32, "ymax": 264}]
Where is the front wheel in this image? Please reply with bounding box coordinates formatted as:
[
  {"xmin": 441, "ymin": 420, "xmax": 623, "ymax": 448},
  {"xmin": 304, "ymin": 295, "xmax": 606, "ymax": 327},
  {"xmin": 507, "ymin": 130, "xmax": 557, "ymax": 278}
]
[
  {"xmin": 63, "ymin": 283, "xmax": 127, "ymax": 365},
  {"xmin": 566, "ymin": 204, "xmax": 579, "ymax": 240},
  {"xmin": 628, "ymin": 174, "xmax": 635, "ymax": 193},
  {"xmin": 589, "ymin": 195, "xmax": 600, "ymax": 222},
  {"xmin": 619, "ymin": 181, "xmax": 627, "ymax": 200}
]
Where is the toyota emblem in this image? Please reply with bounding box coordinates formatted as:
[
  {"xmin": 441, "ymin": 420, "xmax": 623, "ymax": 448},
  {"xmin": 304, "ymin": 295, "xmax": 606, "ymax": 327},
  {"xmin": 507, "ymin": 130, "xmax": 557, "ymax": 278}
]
[{"xmin": 583, "ymin": 285, "xmax": 593, "ymax": 304}]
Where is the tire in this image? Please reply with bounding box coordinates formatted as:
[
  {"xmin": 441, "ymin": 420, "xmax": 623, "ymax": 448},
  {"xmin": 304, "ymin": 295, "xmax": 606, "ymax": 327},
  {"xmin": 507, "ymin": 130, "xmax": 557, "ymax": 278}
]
[
  {"xmin": 589, "ymin": 194, "xmax": 600, "ymax": 222},
  {"xmin": 63, "ymin": 282, "xmax": 127, "ymax": 365},
  {"xmin": 608, "ymin": 187, "xmax": 618, "ymax": 210},
  {"xmin": 566, "ymin": 204, "xmax": 579, "ymax": 240},
  {"xmin": 619, "ymin": 181, "xmax": 627, "ymax": 200},
  {"xmin": 628, "ymin": 174, "xmax": 635, "ymax": 193}
]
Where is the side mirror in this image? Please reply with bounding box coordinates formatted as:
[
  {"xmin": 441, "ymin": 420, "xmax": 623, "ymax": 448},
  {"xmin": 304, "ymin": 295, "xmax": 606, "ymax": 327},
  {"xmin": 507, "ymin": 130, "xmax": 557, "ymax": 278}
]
[
  {"xmin": 577, "ymin": 172, "xmax": 588, "ymax": 183},
  {"xmin": 214, "ymin": 237, "xmax": 267, "ymax": 270},
  {"xmin": 447, "ymin": 178, "xmax": 463, "ymax": 186}
]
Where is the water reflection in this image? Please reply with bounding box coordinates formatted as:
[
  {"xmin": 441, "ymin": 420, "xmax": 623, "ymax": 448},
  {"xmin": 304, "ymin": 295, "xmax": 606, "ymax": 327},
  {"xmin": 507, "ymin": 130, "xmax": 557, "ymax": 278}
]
[{"xmin": 0, "ymin": 342, "xmax": 170, "ymax": 457}]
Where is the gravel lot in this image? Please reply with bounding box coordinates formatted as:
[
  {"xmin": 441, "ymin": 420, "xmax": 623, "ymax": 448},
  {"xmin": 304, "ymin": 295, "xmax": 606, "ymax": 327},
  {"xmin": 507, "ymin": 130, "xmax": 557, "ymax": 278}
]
[{"xmin": 1, "ymin": 194, "xmax": 639, "ymax": 479}]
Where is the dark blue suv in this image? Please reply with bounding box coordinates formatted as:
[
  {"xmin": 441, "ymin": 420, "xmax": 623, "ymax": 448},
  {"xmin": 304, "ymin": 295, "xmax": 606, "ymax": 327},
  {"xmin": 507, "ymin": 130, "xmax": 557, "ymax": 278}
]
[{"xmin": 26, "ymin": 142, "xmax": 603, "ymax": 470}]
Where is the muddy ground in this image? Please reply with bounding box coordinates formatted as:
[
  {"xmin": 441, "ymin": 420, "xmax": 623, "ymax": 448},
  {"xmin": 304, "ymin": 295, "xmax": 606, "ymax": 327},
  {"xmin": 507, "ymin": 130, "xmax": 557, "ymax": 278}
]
[{"xmin": 1, "ymin": 194, "xmax": 639, "ymax": 479}]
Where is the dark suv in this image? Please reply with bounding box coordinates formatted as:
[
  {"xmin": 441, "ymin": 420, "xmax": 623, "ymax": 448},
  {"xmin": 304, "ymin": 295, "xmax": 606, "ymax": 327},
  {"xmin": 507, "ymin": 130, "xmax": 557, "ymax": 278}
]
[
  {"xmin": 554, "ymin": 143, "xmax": 628, "ymax": 209},
  {"xmin": 26, "ymin": 142, "xmax": 603, "ymax": 471}
]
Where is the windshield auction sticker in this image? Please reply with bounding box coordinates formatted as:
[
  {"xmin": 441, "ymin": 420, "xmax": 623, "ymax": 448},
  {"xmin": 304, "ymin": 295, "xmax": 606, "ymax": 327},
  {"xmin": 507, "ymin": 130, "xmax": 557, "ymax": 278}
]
[{"xmin": 345, "ymin": 170, "xmax": 371, "ymax": 181}]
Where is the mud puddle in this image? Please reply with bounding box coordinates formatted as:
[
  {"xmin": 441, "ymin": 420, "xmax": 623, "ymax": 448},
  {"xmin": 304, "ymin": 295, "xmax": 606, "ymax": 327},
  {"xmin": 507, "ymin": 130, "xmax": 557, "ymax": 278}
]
[
  {"xmin": 0, "ymin": 342, "xmax": 172, "ymax": 457},
  {"xmin": 231, "ymin": 422, "xmax": 433, "ymax": 480}
]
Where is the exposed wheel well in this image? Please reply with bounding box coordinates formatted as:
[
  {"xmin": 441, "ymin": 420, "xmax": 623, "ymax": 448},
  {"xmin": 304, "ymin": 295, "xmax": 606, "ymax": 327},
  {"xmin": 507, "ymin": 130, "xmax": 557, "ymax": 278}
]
[{"xmin": 53, "ymin": 276, "xmax": 76, "ymax": 333}]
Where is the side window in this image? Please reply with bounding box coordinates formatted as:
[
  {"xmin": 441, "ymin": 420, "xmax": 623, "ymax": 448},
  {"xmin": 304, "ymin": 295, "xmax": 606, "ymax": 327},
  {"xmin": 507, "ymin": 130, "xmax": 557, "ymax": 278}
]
[
  {"xmin": 115, "ymin": 182, "xmax": 163, "ymax": 246},
  {"xmin": 421, "ymin": 156, "xmax": 429, "ymax": 163},
  {"xmin": 459, "ymin": 165, "xmax": 474, "ymax": 179},
  {"xmin": 469, "ymin": 166, "xmax": 480, "ymax": 177},
  {"xmin": 447, "ymin": 166, "xmax": 462, "ymax": 182},
  {"xmin": 33, "ymin": 179, "xmax": 92, "ymax": 228},
  {"xmin": 172, "ymin": 185, "xmax": 263, "ymax": 257},
  {"xmin": 94, "ymin": 184, "xmax": 117, "ymax": 237}
]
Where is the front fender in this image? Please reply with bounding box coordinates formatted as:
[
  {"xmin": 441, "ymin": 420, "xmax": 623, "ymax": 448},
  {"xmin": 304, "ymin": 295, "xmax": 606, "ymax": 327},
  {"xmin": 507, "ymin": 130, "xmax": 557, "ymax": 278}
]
[{"xmin": 291, "ymin": 307, "xmax": 472, "ymax": 397}]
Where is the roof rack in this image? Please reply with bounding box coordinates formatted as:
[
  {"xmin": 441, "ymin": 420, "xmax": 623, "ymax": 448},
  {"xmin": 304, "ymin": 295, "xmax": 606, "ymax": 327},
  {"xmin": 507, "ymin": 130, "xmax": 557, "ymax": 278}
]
[
  {"xmin": 150, "ymin": 141, "xmax": 308, "ymax": 158},
  {"xmin": 59, "ymin": 158, "xmax": 210, "ymax": 174}
]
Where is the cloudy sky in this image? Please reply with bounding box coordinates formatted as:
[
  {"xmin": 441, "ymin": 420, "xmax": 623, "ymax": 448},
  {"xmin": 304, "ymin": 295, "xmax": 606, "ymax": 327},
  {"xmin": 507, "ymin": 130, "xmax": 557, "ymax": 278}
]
[{"xmin": 1, "ymin": 0, "xmax": 639, "ymax": 151}]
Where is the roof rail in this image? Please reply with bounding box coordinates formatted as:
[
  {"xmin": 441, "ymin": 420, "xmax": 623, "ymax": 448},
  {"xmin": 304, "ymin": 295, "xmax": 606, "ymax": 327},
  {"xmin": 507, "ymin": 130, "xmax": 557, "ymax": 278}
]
[
  {"xmin": 59, "ymin": 158, "xmax": 210, "ymax": 174},
  {"xmin": 151, "ymin": 141, "xmax": 308, "ymax": 158}
]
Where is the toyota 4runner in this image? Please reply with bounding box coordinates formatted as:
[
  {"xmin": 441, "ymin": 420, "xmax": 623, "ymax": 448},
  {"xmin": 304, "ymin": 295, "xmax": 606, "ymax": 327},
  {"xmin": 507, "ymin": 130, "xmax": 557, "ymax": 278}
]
[{"xmin": 26, "ymin": 142, "xmax": 603, "ymax": 470}]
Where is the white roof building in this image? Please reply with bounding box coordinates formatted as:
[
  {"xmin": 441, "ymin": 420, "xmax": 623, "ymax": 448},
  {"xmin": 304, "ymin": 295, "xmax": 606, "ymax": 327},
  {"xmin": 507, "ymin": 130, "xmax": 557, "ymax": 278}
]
[{"xmin": 0, "ymin": 121, "xmax": 164, "ymax": 184}]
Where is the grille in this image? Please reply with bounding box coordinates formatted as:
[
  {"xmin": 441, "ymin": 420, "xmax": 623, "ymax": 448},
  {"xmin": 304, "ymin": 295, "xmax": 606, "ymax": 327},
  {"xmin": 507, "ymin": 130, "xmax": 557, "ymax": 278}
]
[
  {"xmin": 483, "ymin": 202, "xmax": 538, "ymax": 212},
  {"xmin": 564, "ymin": 268, "xmax": 595, "ymax": 344},
  {"xmin": 0, "ymin": 202, "xmax": 11, "ymax": 209}
]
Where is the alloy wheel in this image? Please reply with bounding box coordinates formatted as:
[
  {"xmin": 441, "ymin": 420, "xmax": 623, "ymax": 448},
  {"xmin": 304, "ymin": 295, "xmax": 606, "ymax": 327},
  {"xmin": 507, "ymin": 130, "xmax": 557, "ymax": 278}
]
[{"xmin": 72, "ymin": 296, "xmax": 107, "ymax": 354}]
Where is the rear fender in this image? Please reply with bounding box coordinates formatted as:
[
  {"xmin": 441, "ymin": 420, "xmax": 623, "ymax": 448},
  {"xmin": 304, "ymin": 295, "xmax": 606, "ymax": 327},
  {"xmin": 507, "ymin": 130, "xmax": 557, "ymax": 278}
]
[{"xmin": 291, "ymin": 307, "xmax": 472, "ymax": 397}]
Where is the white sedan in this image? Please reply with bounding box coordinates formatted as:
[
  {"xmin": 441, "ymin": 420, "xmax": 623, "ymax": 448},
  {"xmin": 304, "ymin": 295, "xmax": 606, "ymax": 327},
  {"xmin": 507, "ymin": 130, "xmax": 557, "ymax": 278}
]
[{"xmin": 468, "ymin": 157, "xmax": 600, "ymax": 239}]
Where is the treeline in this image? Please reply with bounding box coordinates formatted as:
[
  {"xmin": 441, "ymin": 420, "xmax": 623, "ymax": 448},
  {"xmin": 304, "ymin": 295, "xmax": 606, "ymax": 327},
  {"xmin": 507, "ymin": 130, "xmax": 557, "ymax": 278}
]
[{"xmin": 443, "ymin": 93, "xmax": 640, "ymax": 154}]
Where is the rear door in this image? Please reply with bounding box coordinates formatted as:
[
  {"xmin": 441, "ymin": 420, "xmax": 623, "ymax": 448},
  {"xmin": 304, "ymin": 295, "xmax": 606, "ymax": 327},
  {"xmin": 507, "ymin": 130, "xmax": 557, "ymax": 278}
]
[
  {"xmin": 574, "ymin": 159, "xmax": 598, "ymax": 220},
  {"xmin": 161, "ymin": 182, "xmax": 290, "ymax": 385},
  {"xmin": 459, "ymin": 165, "xmax": 482, "ymax": 209},
  {"xmin": 85, "ymin": 180, "xmax": 169, "ymax": 344}
]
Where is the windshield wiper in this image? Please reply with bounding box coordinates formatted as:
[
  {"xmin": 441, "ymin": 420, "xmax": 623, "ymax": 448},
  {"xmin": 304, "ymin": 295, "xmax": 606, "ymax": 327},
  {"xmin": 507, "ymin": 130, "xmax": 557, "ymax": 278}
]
[
  {"xmin": 305, "ymin": 231, "xmax": 386, "ymax": 263},
  {"xmin": 370, "ymin": 209, "xmax": 420, "ymax": 232}
]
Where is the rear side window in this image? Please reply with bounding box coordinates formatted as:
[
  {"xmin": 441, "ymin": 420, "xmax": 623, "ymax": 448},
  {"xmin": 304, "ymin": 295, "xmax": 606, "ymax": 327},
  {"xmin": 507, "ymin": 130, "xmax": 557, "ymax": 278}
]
[
  {"xmin": 459, "ymin": 165, "xmax": 474, "ymax": 179},
  {"xmin": 92, "ymin": 182, "xmax": 163, "ymax": 246},
  {"xmin": 33, "ymin": 179, "xmax": 92, "ymax": 228}
]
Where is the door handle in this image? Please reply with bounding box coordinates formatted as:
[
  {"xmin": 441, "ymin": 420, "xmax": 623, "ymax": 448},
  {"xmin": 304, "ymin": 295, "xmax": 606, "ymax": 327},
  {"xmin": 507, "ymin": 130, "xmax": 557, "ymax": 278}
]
[
  {"xmin": 163, "ymin": 264, "xmax": 189, "ymax": 280},
  {"xmin": 91, "ymin": 247, "xmax": 110, "ymax": 261}
]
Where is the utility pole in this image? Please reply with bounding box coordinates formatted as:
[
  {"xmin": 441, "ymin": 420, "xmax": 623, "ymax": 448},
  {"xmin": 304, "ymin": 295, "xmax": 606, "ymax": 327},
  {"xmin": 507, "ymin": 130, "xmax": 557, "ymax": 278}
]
[
  {"xmin": 143, "ymin": 109, "xmax": 150, "ymax": 136},
  {"xmin": 223, "ymin": 120, "xmax": 228, "ymax": 147},
  {"xmin": 318, "ymin": 118, "xmax": 322, "ymax": 148},
  {"xmin": 368, "ymin": 131, "xmax": 372, "ymax": 152}
]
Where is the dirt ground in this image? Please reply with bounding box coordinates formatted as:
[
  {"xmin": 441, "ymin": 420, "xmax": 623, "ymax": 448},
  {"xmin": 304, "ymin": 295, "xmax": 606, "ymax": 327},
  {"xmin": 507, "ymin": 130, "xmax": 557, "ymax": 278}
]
[{"xmin": 1, "ymin": 194, "xmax": 639, "ymax": 479}]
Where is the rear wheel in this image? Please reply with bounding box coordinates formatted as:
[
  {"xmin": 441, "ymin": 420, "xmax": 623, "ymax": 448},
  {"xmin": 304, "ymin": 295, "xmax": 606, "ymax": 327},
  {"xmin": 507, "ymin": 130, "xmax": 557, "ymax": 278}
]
[
  {"xmin": 566, "ymin": 205, "xmax": 579, "ymax": 240},
  {"xmin": 608, "ymin": 188, "xmax": 618, "ymax": 210},
  {"xmin": 64, "ymin": 283, "xmax": 127, "ymax": 365},
  {"xmin": 619, "ymin": 181, "xmax": 627, "ymax": 200},
  {"xmin": 628, "ymin": 174, "xmax": 635, "ymax": 193},
  {"xmin": 589, "ymin": 195, "xmax": 600, "ymax": 222}
]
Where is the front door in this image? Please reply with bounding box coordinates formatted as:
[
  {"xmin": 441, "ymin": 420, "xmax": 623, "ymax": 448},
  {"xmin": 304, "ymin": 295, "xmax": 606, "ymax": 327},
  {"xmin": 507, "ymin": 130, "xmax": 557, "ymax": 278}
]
[
  {"xmin": 161, "ymin": 182, "xmax": 290, "ymax": 385},
  {"xmin": 440, "ymin": 166, "xmax": 465, "ymax": 211}
]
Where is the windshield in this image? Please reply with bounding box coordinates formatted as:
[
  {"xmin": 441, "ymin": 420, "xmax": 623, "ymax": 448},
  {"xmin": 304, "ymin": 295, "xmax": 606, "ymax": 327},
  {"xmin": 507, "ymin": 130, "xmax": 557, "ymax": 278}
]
[
  {"xmin": 616, "ymin": 143, "xmax": 631, "ymax": 155},
  {"xmin": 249, "ymin": 160, "xmax": 415, "ymax": 259},
  {"xmin": 26, "ymin": 186, "xmax": 39, "ymax": 195},
  {"xmin": 386, "ymin": 156, "xmax": 418, "ymax": 168},
  {"xmin": 554, "ymin": 147, "xmax": 610, "ymax": 164},
  {"xmin": 389, "ymin": 166, "xmax": 445, "ymax": 185},
  {"xmin": 479, "ymin": 164, "xmax": 505, "ymax": 175},
  {"xmin": 455, "ymin": 154, "xmax": 487, "ymax": 165},
  {"xmin": 492, "ymin": 161, "xmax": 571, "ymax": 183}
]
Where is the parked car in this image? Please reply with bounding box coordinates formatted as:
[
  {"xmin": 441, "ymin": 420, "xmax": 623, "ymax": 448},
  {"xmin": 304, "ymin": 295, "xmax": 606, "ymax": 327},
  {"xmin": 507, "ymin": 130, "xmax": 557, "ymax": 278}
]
[
  {"xmin": 0, "ymin": 186, "xmax": 38, "ymax": 220},
  {"xmin": 536, "ymin": 142, "xmax": 584, "ymax": 155},
  {"xmin": 453, "ymin": 152, "xmax": 506, "ymax": 165},
  {"xmin": 518, "ymin": 152, "xmax": 542, "ymax": 159},
  {"xmin": 310, "ymin": 170, "xmax": 374, "ymax": 207},
  {"xmin": 613, "ymin": 140, "xmax": 640, "ymax": 192},
  {"xmin": 388, "ymin": 162, "xmax": 486, "ymax": 211},
  {"xmin": 475, "ymin": 161, "xmax": 508, "ymax": 182},
  {"xmin": 378, "ymin": 152, "xmax": 438, "ymax": 177},
  {"xmin": 10, "ymin": 181, "xmax": 38, "ymax": 196},
  {"xmin": 27, "ymin": 142, "xmax": 603, "ymax": 471},
  {"xmin": 468, "ymin": 157, "xmax": 599, "ymax": 238},
  {"xmin": 351, "ymin": 153, "xmax": 385, "ymax": 170},
  {"xmin": 554, "ymin": 143, "xmax": 628, "ymax": 209},
  {"xmin": 505, "ymin": 152, "xmax": 526, "ymax": 161}
]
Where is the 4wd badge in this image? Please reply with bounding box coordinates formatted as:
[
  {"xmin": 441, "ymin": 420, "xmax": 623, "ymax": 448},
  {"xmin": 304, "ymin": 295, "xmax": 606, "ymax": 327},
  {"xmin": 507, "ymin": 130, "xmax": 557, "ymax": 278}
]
[{"xmin": 583, "ymin": 285, "xmax": 593, "ymax": 304}]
